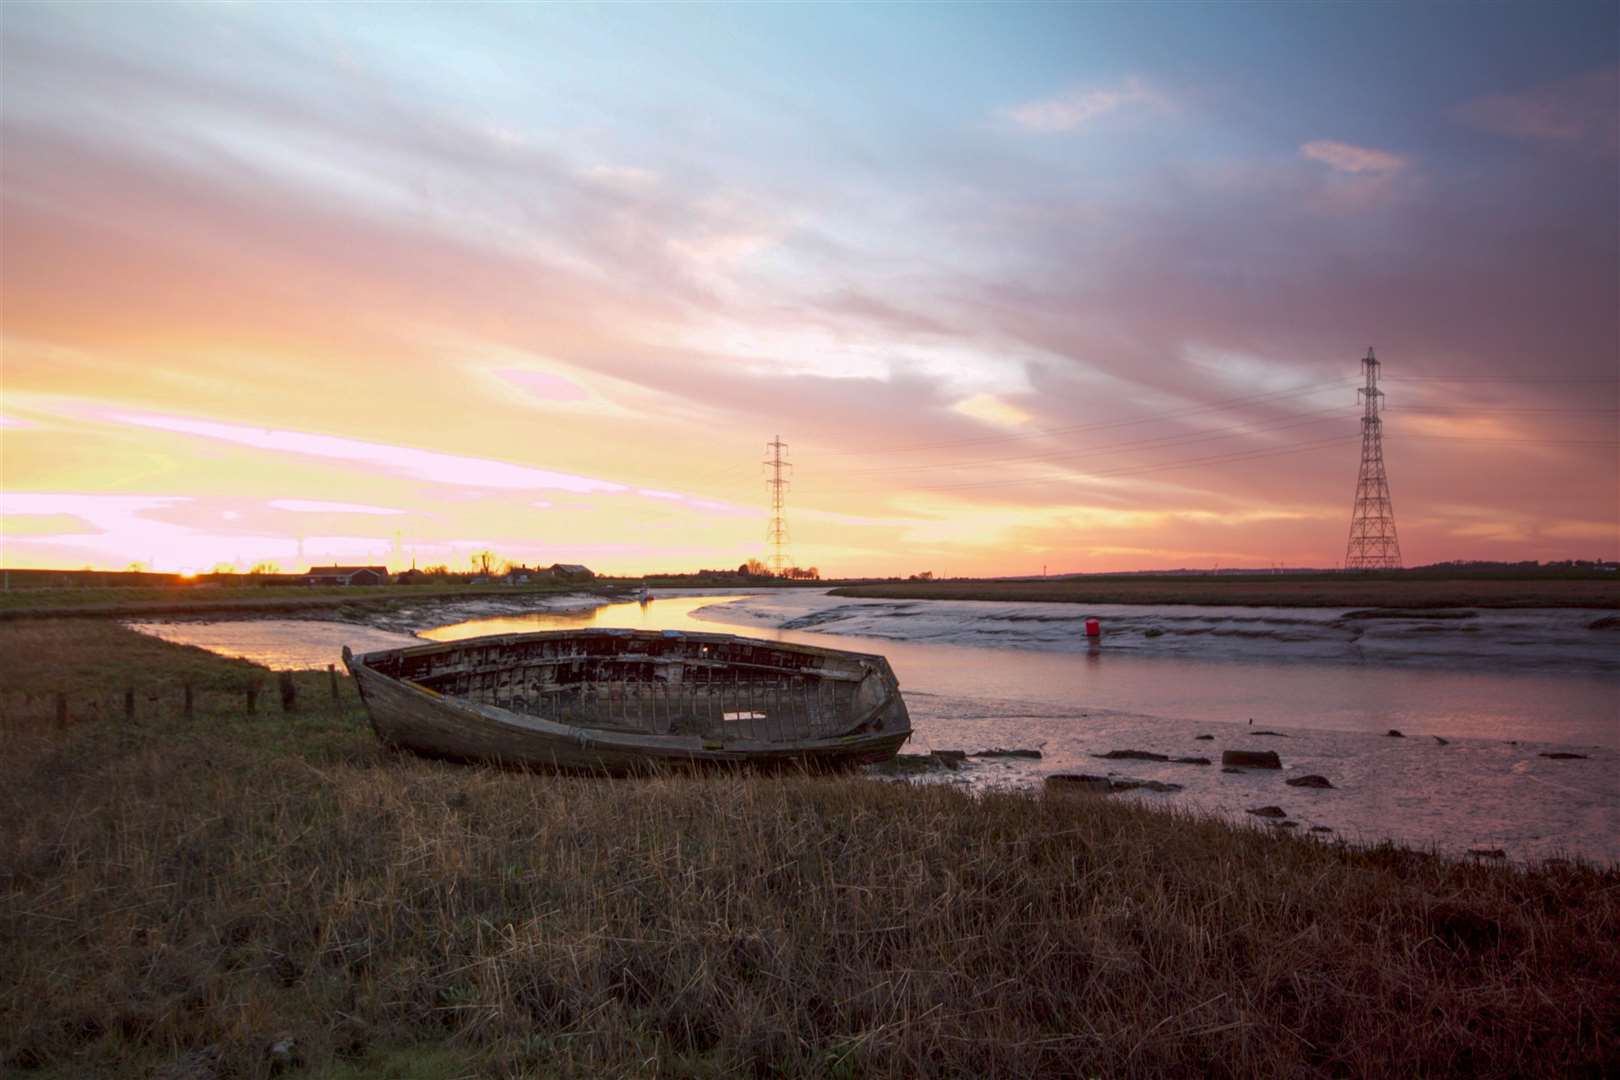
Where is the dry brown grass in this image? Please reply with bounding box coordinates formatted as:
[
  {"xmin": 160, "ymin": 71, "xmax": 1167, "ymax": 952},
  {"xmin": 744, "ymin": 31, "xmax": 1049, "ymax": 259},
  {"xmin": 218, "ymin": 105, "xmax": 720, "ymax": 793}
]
[{"xmin": 2, "ymin": 624, "xmax": 1617, "ymax": 1078}]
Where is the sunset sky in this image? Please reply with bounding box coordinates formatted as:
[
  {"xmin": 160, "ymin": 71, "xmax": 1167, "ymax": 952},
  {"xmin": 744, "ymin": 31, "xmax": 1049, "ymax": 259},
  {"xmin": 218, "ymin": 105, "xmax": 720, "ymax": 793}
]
[{"xmin": 3, "ymin": 3, "xmax": 1616, "ymax": 576}]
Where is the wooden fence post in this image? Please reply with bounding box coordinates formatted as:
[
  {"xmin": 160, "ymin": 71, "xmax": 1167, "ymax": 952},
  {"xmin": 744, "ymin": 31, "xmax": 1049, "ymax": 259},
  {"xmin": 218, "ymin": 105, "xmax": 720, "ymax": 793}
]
[
  {"xmin": 328, "ymin": 664, "xmax": 340, "ymax": 701},
  {"xmin": 278, "ymin": 672, "xmax": 297, "ymax": 713},
  {"xmin": 124, "ymin": 688, "xmax": 135, "ymax": 721}
]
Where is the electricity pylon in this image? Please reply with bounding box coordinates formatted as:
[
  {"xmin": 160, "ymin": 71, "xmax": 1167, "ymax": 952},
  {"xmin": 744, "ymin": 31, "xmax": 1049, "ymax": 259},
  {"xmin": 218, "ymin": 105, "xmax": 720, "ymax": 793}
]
[
  {"xmin": 1343, "ymin": 347, "xmax": 1403, "ymax": 570},
  {"xmin": 764, "ymin": 435, "xmax": 791, "ymax": 577}
]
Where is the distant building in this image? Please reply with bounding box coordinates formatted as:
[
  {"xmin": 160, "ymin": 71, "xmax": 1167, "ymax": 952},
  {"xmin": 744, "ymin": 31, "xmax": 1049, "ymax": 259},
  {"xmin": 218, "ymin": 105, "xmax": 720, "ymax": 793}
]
[
  {"xmin": 304, "ymin": 565, "xmax": 388, "ymax": 586},
  {"xmin": 395, "ymin": 568, "xmax": 428, "ymax": 585},
  {"xmin": 549, "ymin": 563, "xmax": 594, "ymax": 581}
]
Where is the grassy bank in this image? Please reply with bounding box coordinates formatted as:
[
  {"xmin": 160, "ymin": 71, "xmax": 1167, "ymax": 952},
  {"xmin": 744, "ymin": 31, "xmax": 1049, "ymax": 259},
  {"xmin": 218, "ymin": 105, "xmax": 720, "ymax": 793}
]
[
  {"xmin": 0, "ymin": 581, "xmax": 618, "ymax": 621},
  {"xmin": 830, "ymin": 575, "xmax": 1620, "ymax": 609},
  {"xmin": 3, "ymin": 624, "xmax": 1616, "ymax": 1078}
]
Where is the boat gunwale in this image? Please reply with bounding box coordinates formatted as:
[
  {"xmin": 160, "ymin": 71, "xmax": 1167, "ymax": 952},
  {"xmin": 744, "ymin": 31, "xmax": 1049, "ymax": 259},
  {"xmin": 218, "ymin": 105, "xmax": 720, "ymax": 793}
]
[{"xmin": 350, "ymin": 626, "xmax": 900, "ymax": 672}]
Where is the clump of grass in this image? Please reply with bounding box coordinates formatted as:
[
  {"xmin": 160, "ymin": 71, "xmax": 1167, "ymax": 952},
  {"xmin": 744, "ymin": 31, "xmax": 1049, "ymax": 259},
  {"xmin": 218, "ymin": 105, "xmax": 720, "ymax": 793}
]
[{"xmin": 1, "ymin": 625, "xmax": 1616, "ymax": 1077}]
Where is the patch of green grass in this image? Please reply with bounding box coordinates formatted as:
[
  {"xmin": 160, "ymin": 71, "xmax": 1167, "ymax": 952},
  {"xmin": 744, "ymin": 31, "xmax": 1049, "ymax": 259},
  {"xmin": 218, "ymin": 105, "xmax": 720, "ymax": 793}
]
[{"xmin": 309, "ymin": 1044, "xmax": 485, "ymax": 1080}]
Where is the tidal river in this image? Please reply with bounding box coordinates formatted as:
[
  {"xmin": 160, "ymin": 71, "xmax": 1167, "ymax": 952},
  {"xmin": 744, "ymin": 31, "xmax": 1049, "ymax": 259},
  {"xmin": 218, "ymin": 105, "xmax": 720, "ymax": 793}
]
[{"xmin": 131, "ymin": 589, "xmax": 1619, "ymax": 863}]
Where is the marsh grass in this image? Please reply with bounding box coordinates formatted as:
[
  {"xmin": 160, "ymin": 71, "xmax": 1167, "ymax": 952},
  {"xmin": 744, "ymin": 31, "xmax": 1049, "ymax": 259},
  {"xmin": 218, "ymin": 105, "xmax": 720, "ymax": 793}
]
[{"xmin": 2, "ymin": 623, "xmax": 1616, "ymax": 1078}]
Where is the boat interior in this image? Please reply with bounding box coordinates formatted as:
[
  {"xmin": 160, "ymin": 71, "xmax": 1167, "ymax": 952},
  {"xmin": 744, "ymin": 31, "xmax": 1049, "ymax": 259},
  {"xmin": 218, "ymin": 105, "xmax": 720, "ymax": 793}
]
[{"xmin": 363, "ymin": 630, "xmax": 889, "ymax": 744}]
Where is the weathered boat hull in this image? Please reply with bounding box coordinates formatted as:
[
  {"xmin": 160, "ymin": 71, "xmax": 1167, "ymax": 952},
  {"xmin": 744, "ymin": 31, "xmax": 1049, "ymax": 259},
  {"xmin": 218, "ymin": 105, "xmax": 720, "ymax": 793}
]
[{"xmin": 343, "ymin": 628, "xmax": 911, "ymax": 774}]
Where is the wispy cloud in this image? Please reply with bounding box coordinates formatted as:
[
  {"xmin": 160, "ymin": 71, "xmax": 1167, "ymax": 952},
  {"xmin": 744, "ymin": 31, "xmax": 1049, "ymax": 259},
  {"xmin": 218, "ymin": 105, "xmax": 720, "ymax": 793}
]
[
  {"xmin": 267, "ymin": 499, "xmax": 405, "ymax": 515},
  {"xmin": 1300, "ymin": 140, "xmax": 1406, "ymax": 175},
  {"xmin": 1003, "ymin": 78, "xmax": 1161, "ymax": 133},
  {"xmin": 104, "ymin": 409, "xmax": 627, "ymax": 494},
  {"xmin": 1454, "ymin": 66, "xmax": 1620, "ymax": 155}
]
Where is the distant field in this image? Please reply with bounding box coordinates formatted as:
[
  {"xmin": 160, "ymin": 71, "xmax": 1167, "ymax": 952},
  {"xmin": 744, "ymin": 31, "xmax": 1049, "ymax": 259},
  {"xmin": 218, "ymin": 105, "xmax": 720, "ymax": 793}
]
[
  {"xmin": 0, "ymin": 581, "xmax": 617, "ymax": 620},
  {"xmin": 830, "ymin": 575, "xmax": 1620, "ymax": 609}
]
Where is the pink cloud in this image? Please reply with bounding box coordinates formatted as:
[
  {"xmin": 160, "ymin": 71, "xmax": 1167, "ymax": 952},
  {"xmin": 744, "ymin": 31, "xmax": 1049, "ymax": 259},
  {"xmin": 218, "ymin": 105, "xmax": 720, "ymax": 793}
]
[
  {"xmin": 104, "ymin": 409, "xmax": 627, "ymax": 494},
  {"xmin": 1455, "ymin": 66, "xmax": 1620, "ymax": 155},
  {"xmin": 1300, "ymin": 140, "xmax": 1406, "ymax": 175},
  {"xmin": 1003, "ymin": 78, "xmax": 1161, "ymax": 133}
]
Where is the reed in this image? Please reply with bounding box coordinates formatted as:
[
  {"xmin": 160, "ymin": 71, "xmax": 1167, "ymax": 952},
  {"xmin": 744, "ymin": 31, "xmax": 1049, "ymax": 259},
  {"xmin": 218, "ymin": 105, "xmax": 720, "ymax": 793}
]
[{"xmin": 2, "ymin": 623, "xmax": 1615, "ymax": 1078}]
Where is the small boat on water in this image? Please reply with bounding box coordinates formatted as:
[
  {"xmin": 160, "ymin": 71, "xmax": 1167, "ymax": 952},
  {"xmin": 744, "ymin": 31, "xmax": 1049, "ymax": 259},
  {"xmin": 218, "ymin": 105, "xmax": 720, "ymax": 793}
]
[{"xmin": 342, "ymin": 628, "xmax": 911, "ymax": 773}]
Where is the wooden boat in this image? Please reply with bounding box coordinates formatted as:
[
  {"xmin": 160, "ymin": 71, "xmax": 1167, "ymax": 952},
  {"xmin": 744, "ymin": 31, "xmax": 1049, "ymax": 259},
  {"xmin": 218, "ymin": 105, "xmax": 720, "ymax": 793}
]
[{"xmin": 341, "ymin": 628, "xmax": 911, "ymax": 773}]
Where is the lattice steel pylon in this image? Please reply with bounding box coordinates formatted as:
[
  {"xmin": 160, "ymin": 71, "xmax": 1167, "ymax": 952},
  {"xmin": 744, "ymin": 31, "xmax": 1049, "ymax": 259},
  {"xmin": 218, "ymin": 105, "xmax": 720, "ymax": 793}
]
[
  {"xmin": 1343, "ymin": 347, "xmax": 1403, "ymax": 570},
  {"xmin": 764, "ymin": 435, "xmax": 791, "ymax": 577}
]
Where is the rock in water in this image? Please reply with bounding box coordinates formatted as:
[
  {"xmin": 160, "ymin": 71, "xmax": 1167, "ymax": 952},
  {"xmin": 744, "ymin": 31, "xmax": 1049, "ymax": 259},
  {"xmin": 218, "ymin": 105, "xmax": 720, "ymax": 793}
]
[
  {"xmin": 1433, "ymin": 735, "xmax": 1449, "ymax": 746},
  {"xmin": 1247, "ymin": 805, "xmax": 1288, "ymax": 818},
  {"xmin": 1285, "ymin": 774, "xmax": 1334, "ymax": 789},
  {"xmin": 1386, "ymin": 729, "xmax": 1405, "ymax": 738},
  {"xmin": 1046, "ymin": 774, "xmax": 1182, "ymax": 794},
  {"xmin": 1109, "ymin": 778, "xmax": 1185, "ymax": 794},
  {"xmin": 1046, "ymin": 773, "xmax": 1112, "ymax": 794},
  {"xmin": 971, "ymin": 748, "xmax": 1043, "ymax": 759},
  {"xmin": 1538, "ymin": 752, "xmax": 1589, "ymax": 760},
  {"xmin": 1221, "ymin": 749, "xmax": 1282, "ymax": 769},
  {"xmin": 1093, "ymin": 749, "xmax": 1170, "ymax": 761},
  {"xmin": 1194, "ymin": 734, "xmax": 1215, "ymax": 741},
  {"xmin": 1251, "ymin": 730, "xmax": 1290, "ymax": 737}
]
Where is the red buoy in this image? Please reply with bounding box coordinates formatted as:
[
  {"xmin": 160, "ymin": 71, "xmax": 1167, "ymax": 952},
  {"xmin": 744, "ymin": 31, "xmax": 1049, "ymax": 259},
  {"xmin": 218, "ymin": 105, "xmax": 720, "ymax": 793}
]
[{"xmin": 1085, "ymin": 618, "xmax": 1101, "ymax": 638}]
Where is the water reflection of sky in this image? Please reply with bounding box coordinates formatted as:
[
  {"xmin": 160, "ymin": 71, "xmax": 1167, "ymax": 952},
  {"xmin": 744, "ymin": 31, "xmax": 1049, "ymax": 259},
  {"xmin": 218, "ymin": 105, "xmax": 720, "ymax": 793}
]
[{"xmin": 423, "ymin": 592, "xmax": 1620, "ymax": 749}]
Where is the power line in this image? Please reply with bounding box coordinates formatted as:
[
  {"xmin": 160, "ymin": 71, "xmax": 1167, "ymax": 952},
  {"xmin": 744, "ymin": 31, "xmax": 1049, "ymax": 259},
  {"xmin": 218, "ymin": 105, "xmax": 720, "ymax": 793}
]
[
  {"xmin": 836, "ymin": 408, "xmax": 1349, "ymax": 476},
  {"xmin": 819, "ymin": 379, "xmax": 1358, "ymax": 456},
  {"xmin": 814, "ymin": 433, "xmax": 1363, "ymax": 497},
  {"xmin": 1383, "ymin": 375, "xmax": 1620, "ymax": 382}
]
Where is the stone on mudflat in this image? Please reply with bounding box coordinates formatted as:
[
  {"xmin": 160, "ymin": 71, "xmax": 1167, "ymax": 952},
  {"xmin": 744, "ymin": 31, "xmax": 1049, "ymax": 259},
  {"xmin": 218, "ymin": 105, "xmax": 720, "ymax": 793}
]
[
  {"xmin": 1251, "ymin": 730, "xmax": 1290, "ymax": 737},
  {"xmin": 971, "ymin": 747, "xmax": 1043, "ymax": 759},
  {"xmin": 1221, "ymin": 749, "xmax": 1281, "ymax": 769},
  {"xmin": 1285, "ymin": 774, "xmax": 1334, "ymax": 789},
  {"xmin": 1309, "ymin": 825, "xmax": 1334, "ymax": 833},
  {"xmin": 1538, "ymin": 752, "xmax": 1589, "ymax": 760},
  {"xmin": 1170, "ymin": 756, "xmax": 1211, "ymax": 765},
  {"xmin": 1194, "ymin": 734, "xmax": 1215, "ymax": 741},
  {"xmin": 1109, "ymin": 778, "xmax": 1184, "ymax": 794},
  {"xmin": 1093, "ymin": 749, "xmax": 1169, "ymax": 761},
  {"xmin": 1246, "ymin": 805, "xmax": 1288, "ymax": 818},
  {"xmin": 1046, "ymin": 773, "xmax": 1112, "ymax": 794},
  {"xmin": 1386, "ymin": 729, "xmax": 1405, "ymax": 738}
]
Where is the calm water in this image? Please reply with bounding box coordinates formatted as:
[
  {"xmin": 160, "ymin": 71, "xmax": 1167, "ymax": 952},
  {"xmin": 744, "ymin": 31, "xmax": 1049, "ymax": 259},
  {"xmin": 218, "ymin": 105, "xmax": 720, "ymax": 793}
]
[{"xmin": 131, "ymin": 590, "xmax": 1620, "ymax": 862}]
